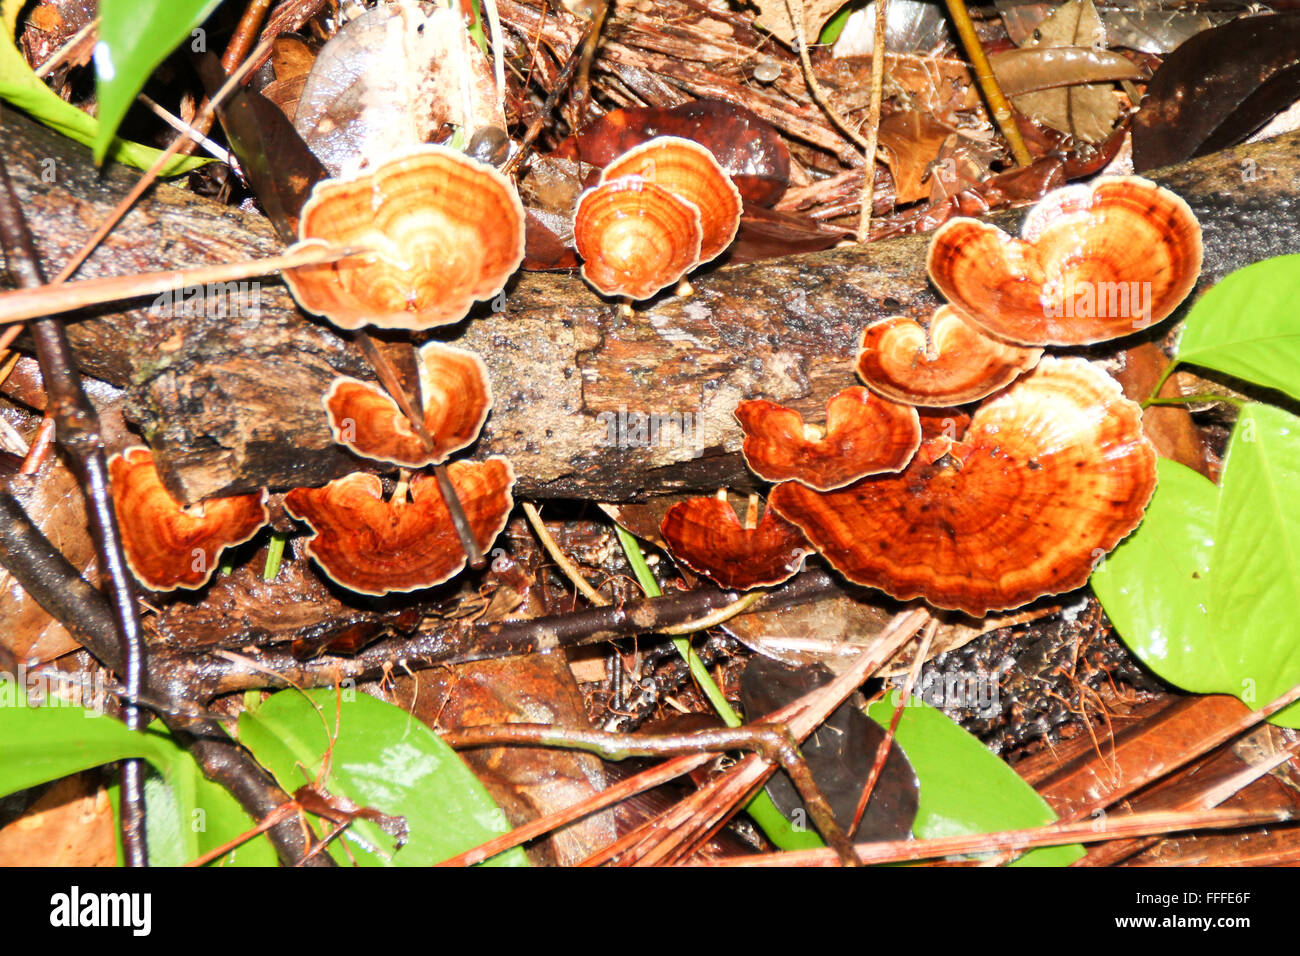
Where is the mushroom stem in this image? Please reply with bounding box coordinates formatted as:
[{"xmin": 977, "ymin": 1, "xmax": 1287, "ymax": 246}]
[
  {"xmin": 0, "ymin": 242, "xmax": 369, "ymax": 326},
  {"xmin": 744, "ymin": 493, "xmax": 760, "ymax": 531},
  {"xmin": 350, "ymin": 331, "xmax": 486, "ymax": 569},
  {"xmin": 392, "ymin": 469, "xmax": 412, "ymax": 507}
]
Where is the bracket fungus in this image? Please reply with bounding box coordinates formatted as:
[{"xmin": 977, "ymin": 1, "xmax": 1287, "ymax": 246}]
[
  {"xmin": 573, "ymin": 178, "xmax": 702, "ymax": 300},
  {"xmin": 601, "ymin": 136, "xmax": 743, "ymax": 264},
  {"xmin": 927, "ymin": 176, "xmax": 1202, "ymax": 345},
  {"xmin": 283, "ymin": 458, "xmax": 515, "ymax": 596},
  {"xmin": 108, "ymin": 447, "xmax": 269, "ymax": 592},
  {"xmin": 734, "ymin": 387, "xmax": 921, "ymax": 491},
  {"xmin": 282, "ymin": 144, "xmax": 525, "ymax": 330},
  {"xmin": 660, "ymin": 494, "xmax": 812, "ymax": 591},
  {"xmin": 768, "ymin": 358, "xmax": 1157, "ymax": 616},
  {"xmin": 324, "ymin": 342, "xmax": 492, "ymax": 468},
  {"xmin": 856, "ymin": 306, "xmax": 1044, "ymax": 406}
]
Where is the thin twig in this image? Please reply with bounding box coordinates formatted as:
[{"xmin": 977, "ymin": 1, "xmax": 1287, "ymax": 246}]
[
  {"xmin": 699, "ymin": 806, "xmax": 1298, "ymax": 866},
  {"xmin": 0, "ymin": 165, "xmax": 150, "ymax": 864},
  {"xmin": 856, "ymin": 0, "xmax": 888, "ymax": 242},
  {"xmin": 942, "ymin": 0, "xmax": 1032, "ymax": 167},
  {"xmin": 0, "ymin": 243, "xmax": 363, "ymax": 325},
  {"xmin": 784, "ymin": 0, "xmax": 872, "ymax": 153},
  {"xmin": 522, "ymin": 501, "xmax": 608, "ymax": 605}
]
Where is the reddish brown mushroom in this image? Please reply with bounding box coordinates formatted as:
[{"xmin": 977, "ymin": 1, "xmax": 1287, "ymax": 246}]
[
  {"xmin": 734, "ymin": 386, "xmax": 921, "ymax": 491},
  {"xmin": 927, "ymin": 176, "xmax": 1202, "ymax": 345},
  {"xmin": 573, "ymin": 178, "xmax": 702, "ymax": 300},
  {"xmin": 324, "ymin": 342, "xmax": 492, "ymax": 467},
  {"xmin": 108, "ymin": 446, "xmax": 269, "ymax": 591},
  {"xmin": 601, "ymin": 136, "xmax": 743, "ymax": 263},
  {"xmin": 283, "ymin": 457, "xmax": 515, "ymax": 596},
  {"xmin": 660, "ymin": 494, "xmax": 812, "ymax": 590},
  {"xmin": 855, "ymin": 306, "xmax": 1043, "ymax": 406},
  {"xmin": 768, "ymin": 358, "xmax": 1157, "ymax": 616},
  {"xmin": 283, "ymin": 145, "xmax": 525, "ymax": 331}
]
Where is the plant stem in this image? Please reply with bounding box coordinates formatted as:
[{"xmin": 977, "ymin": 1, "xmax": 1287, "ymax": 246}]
[
  {"xmin": 943, "ymin": 0, "xmax": 1033, "ymax": 167},
  {"xmin": 612, "ymin": 524, "xmax": 825, "ymax": 852}
]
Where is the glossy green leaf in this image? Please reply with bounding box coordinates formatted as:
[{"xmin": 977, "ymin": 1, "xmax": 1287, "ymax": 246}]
[
  {"xmin": 0, "ymin": 681, "xmax": 175, "ymax": 795},
  {"xmin": 866, "ymin": 698, "xmax": 1081, "ymax": 865},
  {"xmin": 94, "ymin": 0, "xmax": 223, "ymax": 162},
  {"xmin": 237, "ymin": 688, "xmax": 528, "ymax": 866},
  {"xmin": 138, "ymin": 730, "xmax": 278, "ymax": 867},
  {"xmin": 0, "ymin": 0, "xmax": 206, "ymax": 174},
  {"xmin": 1094, "ymin": 407, "xmax": 1300, "ymax": 726},
  {"xmin": 0, "ymin": 683, "xmax": 274, "ymax": 865},
  {"xmin": 1174, "ymin": 255, "xmax": 1300, "ymax": 403}
]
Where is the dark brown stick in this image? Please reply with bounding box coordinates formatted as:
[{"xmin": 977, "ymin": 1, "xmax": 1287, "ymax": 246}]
[{"xmin": 0, "ymin": 161, "xmax": 150, "ymax": 865}]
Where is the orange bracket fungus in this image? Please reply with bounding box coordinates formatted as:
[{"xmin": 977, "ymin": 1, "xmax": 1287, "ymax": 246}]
[
  {"xmin": 927, "ymin": 176, "xmax": 1202, "ymax": 345},
  {"xmin": 769, "ymin": 358, "xmax": 1157, "ymax": 616},
  {"xmin": 856, "ymin": 306, "xmax": 1044, "ymax": 406},
  {"xmin": 601, "ymin": 136, "xmax": 743, "ymax": 264},
  {"xmin": 573, "ymin": 178, "xmax": 702, "ymax": 301},
  {"xmin": 660, "ymin": 494, "xmax": 812, "ymax": 591},
  {"xmin": 108, "ymin": 447, "xmax": 270, "ymax": 592},
  {"xmin": 734, "ymin": 387, "xmax": 921, "ymax": 491},
  {"xmin": 324, "ymin": 341, "xmax": 492, "ymax": 468},
  {"xmin": 282, "ymin": 144, "xmax": 525, "ymax": 331},
  {"xmin": 283, "ymin": 458, "xmax": 515, "ymax": 596}
]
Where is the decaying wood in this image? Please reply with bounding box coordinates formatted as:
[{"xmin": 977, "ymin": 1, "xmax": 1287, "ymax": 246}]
[{"xmin": 3, "ymin": 108, "xmax": 1299, "ymax": 503}]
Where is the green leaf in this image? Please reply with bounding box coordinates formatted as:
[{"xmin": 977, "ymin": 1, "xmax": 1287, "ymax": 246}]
[
  {"xmin": 866, "ymin": 698, "xmax": 1082, "ymax": 866},
  {"xmin": 0, "ymin": 681, "xmax": 175, "ymax": 795},
  {"xmin": 1174, "ymin": 255, "xmax": 1300, "ymax": 403},
  {"xmin": 139, "ymin": 730, "xmax": 278, "ymax": 867},
  {"xmin": 1094, "ymin": 407, "xmax": 1300, "ymax": 726},
  {"xmin": 0, "ymin": 0, "xmax": 206, "ymax": 174},
  {"xmin": 0, "ymin": 682, "xmax": 274, "ymax": 864},
  {"xmin": 94, "ymin": 0, "xmax": 223, "ymax": 162},
  {"xmin": 237, "ymin": 688, "xmax": 528, "ymax": 866}
]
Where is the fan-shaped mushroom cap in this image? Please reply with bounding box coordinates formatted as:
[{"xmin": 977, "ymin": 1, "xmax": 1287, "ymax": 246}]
[
  {"xmin": 601, "ymin": 136, "xmax": 743, "ymax": 263},
  {"xmin": 324, "ymin": 342, "xmax": 492, "ymax": 467},
  {"xmin": 927, "ymin": 176, "xmax": 1202, "ymax": 345},
  {"xmin": 283, "ymin": 458, "xmax": 515, "ymax": 596},
  {"xmin": 108, "ymin": 446, "xmax": 269, "ymax": 592},
  {"xmin": 769, "ymin": 358, "xmax": 1157, "ymax": 616},
  {"xmin": 574, "ymin": 178, "xmax": 702, "ymax": 300},
  {"xmin": 735, "ymin": 386, "xmax": 921, "ymax": 491},
  {"xmin": 660, "ymin": 496, "xmax": 812, "ymax": 590},
  {"xmin": 283, "ymin": 145, "xmax": 525, "ymax": 331},
  {"xmin": 856, "ymin": 306, "xmax": 1044, "ymax": 406}
]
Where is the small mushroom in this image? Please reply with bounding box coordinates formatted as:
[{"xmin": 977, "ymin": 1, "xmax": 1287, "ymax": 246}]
[
  {"xmin": 769, "ymin": 358, "xmax": 1157, "ymax": 616},
  {"xmin": 734, "ymin": 386, "xmax": 921, "ymax": 491},
  {"xmin": 573, "ymin": 178, "xmax": 703, "ymax": 300},
  {"xmin": 282, "ymin": 144, "xmax": 525, "ymax": 331},
  {"xmin": 283, "ymin": 458, "xmax": 515, "ymax": 595},
  {"xmin": 108, "ymin": 446, "xmax": 269, "ymax": 592},
  {"xmin": 855, "ymin": 306, "xmax": 1043, "ymax": 406},
  {"xmin": 927, "ymin": 176, "xmax": 1202, "ymax": 345},
  {"xmin": 324, "ymin": 341, "xmax": 492, "ymax": 467},
  {"xmin": 601, "ymin": 136, "xmax": 743, "ymax": 263},
  {"xmin": 660, "ymin": 493, "xmax": 812, "ymax": 590}
]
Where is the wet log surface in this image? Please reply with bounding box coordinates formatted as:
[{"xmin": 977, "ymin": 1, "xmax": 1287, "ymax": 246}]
[{"xmin": 3, "ymin": 109, "xmax": 1299, "ymax": 503}]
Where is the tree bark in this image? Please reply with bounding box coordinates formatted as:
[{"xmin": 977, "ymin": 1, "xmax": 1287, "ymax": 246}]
[{"xmin": 3, "ymin": 108, "xmax": 1298, "ymax": 503}]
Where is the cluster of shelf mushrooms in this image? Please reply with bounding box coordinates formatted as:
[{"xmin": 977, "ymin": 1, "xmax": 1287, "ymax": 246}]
[
  {"xmin": 660, "ymin": 176, "xmax": 1204, "ymax": 617},
  {"xmin": 104, "ymin": 134, "xmax": 1203, "ymax": 625}
]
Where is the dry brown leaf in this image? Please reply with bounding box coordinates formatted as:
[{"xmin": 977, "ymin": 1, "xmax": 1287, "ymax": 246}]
[
  {"xmin": 1012, "ymin": 0, "xmax": 1121, "ymax": 144},
  {"xmin": 878, "ymin": 110, "xmax": 955, "ymax": 203},
  {"xmin": 0, "ymin": 774, "xmax": 117, "ymax": 867},
  {"xmin": 753, "ymin": 0, "xmax": 851, "ymax": 48}
]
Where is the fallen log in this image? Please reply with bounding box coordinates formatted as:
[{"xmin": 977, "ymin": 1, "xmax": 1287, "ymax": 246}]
[{"xmin": 3, "ymin": 108, "xmax": 1298, "ymax": 503}]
